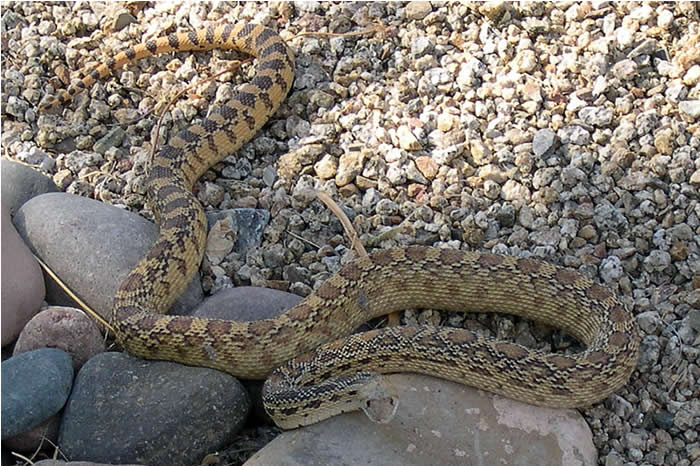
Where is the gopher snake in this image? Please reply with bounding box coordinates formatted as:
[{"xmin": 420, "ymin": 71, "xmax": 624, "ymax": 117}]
[{"xmin": 43, "ymin": 23, "xmax": 640, "ymax": 429}]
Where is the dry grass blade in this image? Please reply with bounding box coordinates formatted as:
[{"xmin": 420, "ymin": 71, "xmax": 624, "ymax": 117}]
[
  {"xmin": 11, "ymin": 431, "xmax": 70, "ymax": 465},
  {"xmin": 293, "ymin": 20, "xmax": 394, "ymax": 41},
  {"xmin": 315, "ymin": 190, "xmax": 401, "ymax": 326},
  {"xmin": 364, "ymin": 209, "xmax": 417, "ymax": 248},
  {"xmin": 285, "ymin": 230, "xmax": 321, "ymax": 250},
  {"xmin": 315, "ymin": 190, "xmax": 367, "ymax": 257}
]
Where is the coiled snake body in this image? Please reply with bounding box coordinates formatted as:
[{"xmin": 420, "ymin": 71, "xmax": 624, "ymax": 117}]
[{"xmin": 44, "ymin": 24, "xmax": 640, "ymax": 429}]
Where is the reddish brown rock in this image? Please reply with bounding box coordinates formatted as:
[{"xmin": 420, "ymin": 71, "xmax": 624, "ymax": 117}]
[{"xmin": 13, "ymin": 306, "xmax": 105, "ymax": 370}]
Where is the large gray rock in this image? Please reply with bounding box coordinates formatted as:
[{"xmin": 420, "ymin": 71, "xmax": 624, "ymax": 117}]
[
  {"xmin": 13, "ymin": 193, "xmax": 203, "ymax": 322},
  {"xmin": 246, "ymin": 374, "xmax": 597, "ymax": 466},
  {"xmin": 1, "ymin": 159, "xmax": 58, "ymax": 216},
  {"xmin": 59, "ymin": 352, "xmax": 250, "ymax": 465},
  {"xmin": 1, "ymin": 202, "xmax": 45, "ymax": 345},
  {"xmin": 1, "ymin": 348, "xmax": 73, "ymax": 439}
]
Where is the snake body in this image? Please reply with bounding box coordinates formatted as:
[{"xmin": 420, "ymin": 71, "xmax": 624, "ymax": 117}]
[{"xmin": 44, "ymin": 24, "xmax": 640, "ymax": 429}]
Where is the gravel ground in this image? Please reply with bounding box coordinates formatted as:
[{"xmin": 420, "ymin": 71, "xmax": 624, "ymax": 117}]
[{"xmin": 2, "ymin": 1, "xmax": 699, "ymax": 465}]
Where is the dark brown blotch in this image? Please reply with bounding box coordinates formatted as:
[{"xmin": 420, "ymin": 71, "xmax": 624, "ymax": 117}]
[
  {"xmin": 339, "ymin": 262, "xmax": 363, "ymax": 281},
  {"xmin": 255, "ymin": 27, "xmax": 276, "ymax": 47},
  {"xmin": 183, "ymin": 333, "xmax": 205, "ymax": 348},
  {"xmin": 587, "ymin": 283, "xmax": 613, "ymax": 301},
  {"xmin": 440, "ymin": 248, "xmax": 464, "ymax": 265},
  {"xmin": 316, "ymin": 282, "xmax": 341, "ymax": 300},
  {"xmin": 292, "ymin": 350, "xmax": 317, "ymax": 365},
  {"xmin": 249, "ymin": 319, "xmax": 276, "ymax": 337},
  {"xmin": 585, "ymin": 351, "xmax": 610, "ymax": 364},
  {"xmin": 167, "ymin": 33, "xmax": 179, "ymax": 49},
  {"xmin": 119, "ymin": 272, "xmax": 145, "ymax": 292},
  {"xmin": 556, "ymin": 267, "xmax": 581, "ymax": 285},
  {"xmin": 494, "ymin": 342, "xmax": 528, "ymax": 360},
  {"xmin": 396, "ymin": 326, "xmax": 420, "ymax": 339},
  {"xmin": 145, "ymin": 239, "xmax": 170, "ymax": 260},
  {"xmin": 609, "ymin": 304, "xmax": 630, "ymax": 324},
  {"xmin": 135, "ymin": 314, "xmax": 162, "ymax": 332},
  {"xmin": 370, "ymin": 249, "xmax": 395, "ymax": 267},
  {"xmin": 285, "ymin": 303, "xmax": 312, "ymax": 323},
  {"xmin": 206, "ymin": 320, "xmax": 233, "ymax": 338},
  {"xmin": 204, "ymin": 24, "xmax": 215, "ymax": 43},
  {"xmin": 549, "ymin": 355, "xmax": 576, "ymax": 369},
  {"xmin": 166, "ymin": 317, "xmax": 192, "ymax": 334},
  {"xmin": 517, "ymin": 257, "xmax": 542, "ymax": 274},
  {"xmin": 145, "ymin": 39, "xmax": 157, "ymax": 54},
  {"xmin": 275, "ymin": 324, "xmax": 297, "ymax": 345},
  {"xmin": 477, "ymin": 253, "xmax": 504, "ymax": 267},
  {"xmin": 220, "ymin": 24, "xmax": 234, "ymax": 43},
  {"xmin": 235, "ymin": 91, "xmax": 257, "ymax": 108},
  {"xmin": 608, "ymin": 331, "xmax": 629, "ymax": 348},
  {"xmin": 446, "ymin": 329, "xmax": 475, "ymax": 345},
  {"xmin": 187, "ymin": 30, "xmax": 198, "ymax": 46},
  {"xmin": 404, "ymin": 246, "xmax": 426, "ymax": 262},
  {"xmin": 353, "ymin": 330, "xmax": 381, "ymax": 343}
]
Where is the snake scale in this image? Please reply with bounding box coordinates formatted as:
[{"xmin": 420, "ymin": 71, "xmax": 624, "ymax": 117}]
[{"xmin": 43, "ymin": 23, "xmax": 640, "ymax": 429}]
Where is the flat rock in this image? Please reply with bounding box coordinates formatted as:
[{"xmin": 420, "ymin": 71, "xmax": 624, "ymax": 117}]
[
  {"xmin": 1, "ymin": 159, "xmax": 58, "ymax": 216},
  {"xmin": 13, "ymin": 193, "xmax": 203, "ymax": 323},
  {"xmin": 1, "ymin": 348, "xmax": 73, "ymax": 439},
  {"xmin": 13, "ymin": 306, "xmax": 106, "ymax": 370},
  {"xmin": 59, "ymin": 351, "xmax": 250, "ymax": 465},
  {"xmin": 2, "ymin": 203, "xmax": 45, "ymax": 345},
  {"xmin": 246, "ymin": 374, "xmax": 597, "ymax": 466}
]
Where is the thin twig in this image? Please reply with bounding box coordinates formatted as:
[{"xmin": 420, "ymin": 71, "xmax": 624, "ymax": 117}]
[
  {"xmin": 315, "ymin": 190, "xmax": 367, "ymax": 257},
  {"xmin": 314, "ymin": 189, "xmax": 403, "ymax": 326},
  {"xmin": 285, "ymin": 230, "xmax": 321, "ymax": 250}
]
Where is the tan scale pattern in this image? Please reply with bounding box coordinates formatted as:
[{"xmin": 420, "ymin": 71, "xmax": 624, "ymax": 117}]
[{"xmin": 43, "ymin": 24, "xmax": 640, "ymax": 429}]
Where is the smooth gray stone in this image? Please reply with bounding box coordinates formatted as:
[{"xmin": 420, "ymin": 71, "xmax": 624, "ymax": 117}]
[
  {"xmin": 246, "ymin": 374, "xmax": 597, "ymax": 466},
  {"xmin": 1, "ymin": 348, "xmax": 73, "ymax": 439},
  {"xmin": 191, "ymin": 286, "xmax": 302, "ymax": 321},
  {"xmin": 13, "ymin": 193, "xmax": 203, "ymax": 322},
  {"xmin": 59, "ymin": 352, "xmax": 250, "ymax": 465},
  {"xmin": 1, "ymin": 159, "xmax": 58, "ymax": 216}
]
